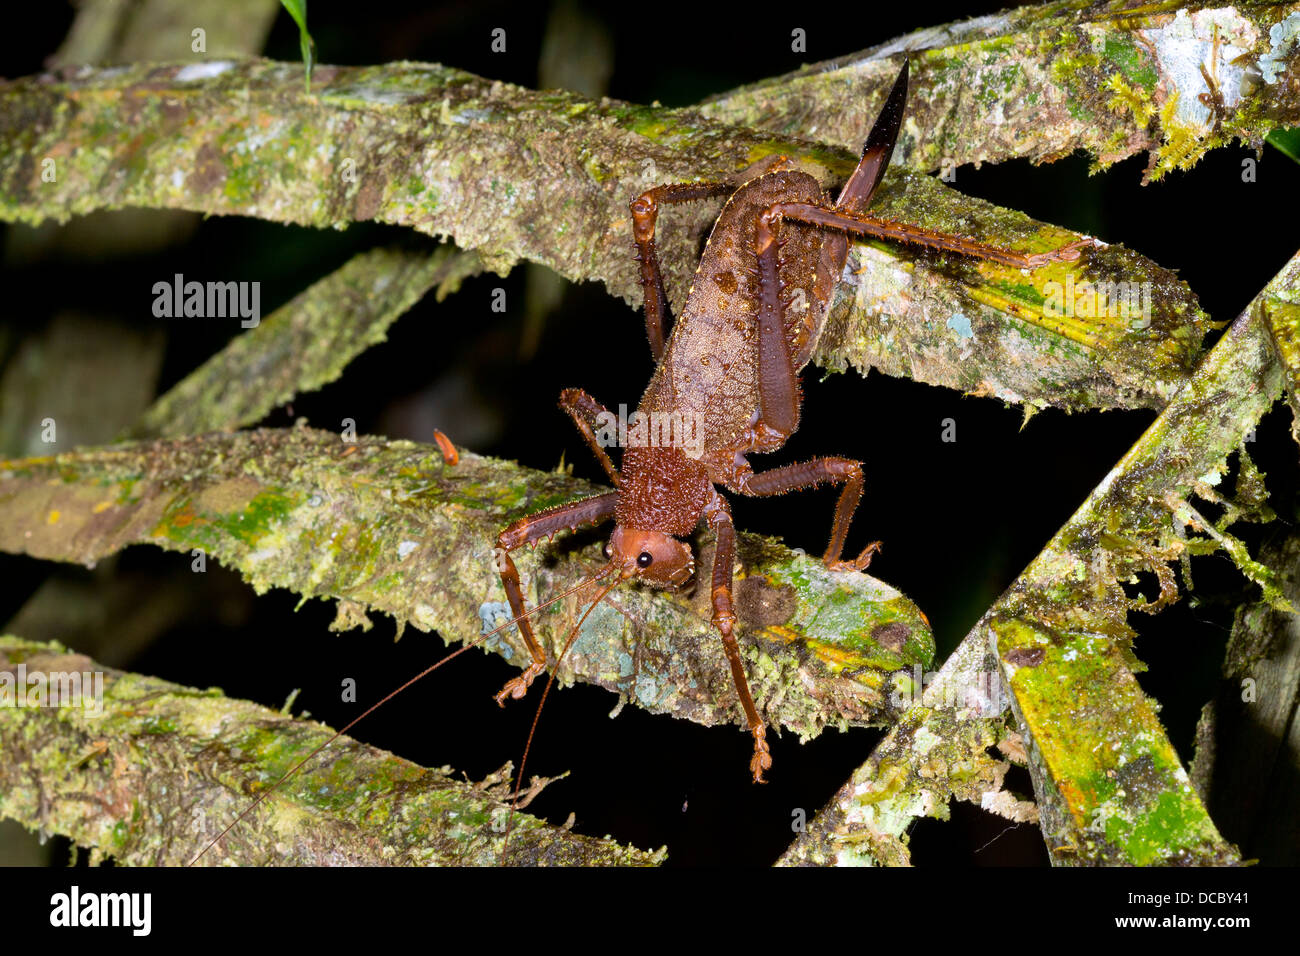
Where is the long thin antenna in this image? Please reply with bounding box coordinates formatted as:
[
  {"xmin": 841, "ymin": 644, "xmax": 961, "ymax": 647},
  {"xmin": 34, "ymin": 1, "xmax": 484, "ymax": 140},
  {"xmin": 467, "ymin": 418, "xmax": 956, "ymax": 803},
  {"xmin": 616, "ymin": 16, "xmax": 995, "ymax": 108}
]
[
  {"xmin": 189, "ymin": 564, "xmax": 615, "ymax": 866},
  {"xmin": 499, "ymin": 565, "xmax": 627, "ymax": 863}
]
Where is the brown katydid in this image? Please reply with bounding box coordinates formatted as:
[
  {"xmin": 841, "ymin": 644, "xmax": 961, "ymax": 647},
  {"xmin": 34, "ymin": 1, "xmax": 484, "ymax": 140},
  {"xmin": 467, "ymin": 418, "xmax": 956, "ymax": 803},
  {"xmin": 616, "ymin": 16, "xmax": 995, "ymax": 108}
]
[
  {"xmin": 193, "ymin": 58, "xmax": 1088, "ymax": 864},
  {"xmin": 490, "ymin": 58, "xmax": 1089, "ymax": 785}
]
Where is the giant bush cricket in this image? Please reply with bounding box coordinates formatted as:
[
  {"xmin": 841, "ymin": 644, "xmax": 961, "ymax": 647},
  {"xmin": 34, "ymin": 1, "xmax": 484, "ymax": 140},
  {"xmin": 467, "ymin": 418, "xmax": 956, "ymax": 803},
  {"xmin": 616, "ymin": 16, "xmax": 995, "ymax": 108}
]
[{"xmin": 195, "ymin": 59, "xmax": 1088, "ymax": 863}]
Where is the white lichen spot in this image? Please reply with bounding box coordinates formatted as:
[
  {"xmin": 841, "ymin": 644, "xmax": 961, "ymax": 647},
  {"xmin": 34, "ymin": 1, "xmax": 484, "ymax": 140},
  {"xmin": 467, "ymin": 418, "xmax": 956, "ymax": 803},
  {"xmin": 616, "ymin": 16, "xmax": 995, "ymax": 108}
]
[
  {"xmin": 1260, "ymin": 12, "xmax": 1300, "ymax": 84},
  {"xmin": 946, "ymin": 313, "xmax": 974, "ymax": 339},
  {"xmin": 912, "ymin": 726, "xmax": 940, "ymax": 755},
  {"xmin": 397, "ymin": 540, "xmax": 418, "ymax": 560},
  {"xmin": 478, "ymin": 601, "xmax": 511, "ymax": 633},
  {"xmin": 234, "ymin": 127, "xmax": 278, "ymax": 155},
  {"xmin": 327, "ymin": 83, "xmax": 415, "ymax": 106},
  {"xmin": 411, "ymin": 603, "xmax": 439, "ymax": 630},
  {"xmin": 635, "ymin": 673, "xmax": 660, "ymax": 706},
  {"xmin": 449, "ymin": 107, "xmax": 488, "ymax": 125},
  {"xmin": 850, "ymin": 246, "xmax": 914, "ymax": 318},
  {"xmin": 1141, "ymin": 8, "xmax": 1259, "ymax": 131},
  {"xmin": 175, "ymin": 61, "xmax": 236, "ymax": 82}
]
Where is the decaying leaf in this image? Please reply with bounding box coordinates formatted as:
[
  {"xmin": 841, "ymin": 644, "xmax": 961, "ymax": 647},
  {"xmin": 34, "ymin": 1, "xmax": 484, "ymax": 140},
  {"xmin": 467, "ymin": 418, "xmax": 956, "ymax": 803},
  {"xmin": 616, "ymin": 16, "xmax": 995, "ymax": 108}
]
[{"xmin": 0, "ymin": 428, "xmax": 933, "ymax": 742}]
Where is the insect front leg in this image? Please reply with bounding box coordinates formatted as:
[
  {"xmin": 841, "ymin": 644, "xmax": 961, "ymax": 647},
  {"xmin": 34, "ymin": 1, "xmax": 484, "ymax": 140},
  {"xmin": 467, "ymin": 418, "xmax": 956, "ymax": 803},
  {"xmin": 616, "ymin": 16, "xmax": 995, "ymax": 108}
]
[
  {"xmin": 493, "ymin": 492, "xmax": 619, "ymax": 704},
  {"xmin": 702, "ymin": 492, "xmax": 772, "ymax": 783},
  {"xmin": 735, "ymin": 458, "xmax": 881, "ymax": 572},
  {"xmin": 630, "ymin": 181, "xmax": 737, "ymax": 359},
  {"xmin": 558, "ymin": 387, "xmax": 620, "ymax": 486}
]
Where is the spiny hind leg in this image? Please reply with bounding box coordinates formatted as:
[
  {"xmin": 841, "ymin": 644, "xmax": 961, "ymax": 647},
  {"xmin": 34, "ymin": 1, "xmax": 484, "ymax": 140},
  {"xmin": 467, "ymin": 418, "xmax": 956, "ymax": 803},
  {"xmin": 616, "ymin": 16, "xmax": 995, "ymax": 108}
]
[
  {"xmin": 737, "ymin": 458, "xmax": 880, "ymax": 572},
  {"xmin": 749, "ymin": 206, "xmax": 804, "ymax": 443},
  {"xmin": 748, "ymin": 196, "xmax": 1088, "ymax": 446},
  {"xmin": 493, "ymin": 492, "xmax": 618, "ymax": 704},
  {"xmin": 761, "ymin": 201, "xmax": 1091, "ymax": 270}
]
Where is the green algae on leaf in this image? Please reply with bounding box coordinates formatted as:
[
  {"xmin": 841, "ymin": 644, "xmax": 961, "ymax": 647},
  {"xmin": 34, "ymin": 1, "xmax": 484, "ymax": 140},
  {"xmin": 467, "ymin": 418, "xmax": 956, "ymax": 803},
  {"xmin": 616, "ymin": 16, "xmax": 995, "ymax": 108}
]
[
  {"xmin": 0, "ymin": 58, "xmax": 1207, "ymax": 410},
  {"xmin": 0, "ymin": 427, "xmax": 931, "ymax": 742},
  {"xmin": 782, "ymin": 251, "xmax": 1300, "ymax": 867},
  {"xmin": 702, "ymin": 1, "xmax": 1300, "ymax": 182},
  {"xmin": 815, "ymin": 169, "xmax": 1213, "ymax": 411},
  {"xmin": 1260, "ymin": 294, "xmax": 1300, "ymax": 445},
  {"xmin": 0, "ymin": 636, "xmax": 657, "ymax": 865}
]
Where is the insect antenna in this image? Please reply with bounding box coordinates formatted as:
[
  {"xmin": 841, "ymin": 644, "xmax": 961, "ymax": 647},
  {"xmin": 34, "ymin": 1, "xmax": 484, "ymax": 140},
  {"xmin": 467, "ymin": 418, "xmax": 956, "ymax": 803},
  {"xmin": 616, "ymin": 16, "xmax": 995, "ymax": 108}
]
[
  {"xmin": 500, "ymin": 562, "xmax": 628, "ymax": 863},
  {"xmin": 188, "ymin": 562, "xmax": 617, "ymax": 866}
]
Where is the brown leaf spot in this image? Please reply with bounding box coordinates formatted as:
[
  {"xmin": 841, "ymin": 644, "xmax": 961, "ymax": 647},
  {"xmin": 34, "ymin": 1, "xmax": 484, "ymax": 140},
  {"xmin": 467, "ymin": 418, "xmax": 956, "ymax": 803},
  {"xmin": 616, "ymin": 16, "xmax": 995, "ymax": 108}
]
[
  {"xmin": 997, "ymin": 732, "xmax": 1028, "ymax": 765},
  {"xmin": 734, "ymin": 576, "xmax": 795, "ymax": 628},
  {"xmin": 1004, "ymin": 646, "xmax": 1046, "ymax": 667},
  {"xmin": 712, "ymin": 270, "xmax": 737, "ymax": 295},
  {"xmin": 353, "ymin": 178, "xmax": 384, "ymax": 221},
  {"xmin": 871, "ymin": 621, "xmax": 910, "ymax": 653},
  {"xmin": 195, "ymin": 475, "xmax": 262, "ymax": 515},
  {"xmin": 191, "ymin": 141, "xmax": 227, "ymax": 195}
]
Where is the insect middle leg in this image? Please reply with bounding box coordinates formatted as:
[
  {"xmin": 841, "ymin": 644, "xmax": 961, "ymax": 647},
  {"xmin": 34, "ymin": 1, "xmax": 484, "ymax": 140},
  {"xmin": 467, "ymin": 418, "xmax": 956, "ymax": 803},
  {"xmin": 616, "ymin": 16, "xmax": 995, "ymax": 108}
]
[
  {"xmin": 493, "ymin": 492, "xmax": 618, "ymax": 704},
  {"xmin": 736, "ymin": 458, "xmax": 881, "ymax": 572}
]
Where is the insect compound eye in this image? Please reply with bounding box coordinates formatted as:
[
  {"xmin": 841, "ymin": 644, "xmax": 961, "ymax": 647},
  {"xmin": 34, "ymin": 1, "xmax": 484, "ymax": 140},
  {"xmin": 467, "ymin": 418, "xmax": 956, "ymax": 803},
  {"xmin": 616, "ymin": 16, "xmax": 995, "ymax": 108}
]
[{"xmin": 637, "ymin": 551, "xmax": 654, "ymax": 568}]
